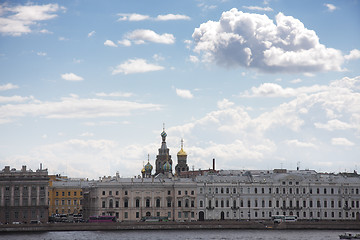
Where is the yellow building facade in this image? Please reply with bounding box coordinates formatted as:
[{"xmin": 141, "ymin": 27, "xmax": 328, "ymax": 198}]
[{"xmin": 48, "ymin": 175, "xmax": 87, "ymax": 216}]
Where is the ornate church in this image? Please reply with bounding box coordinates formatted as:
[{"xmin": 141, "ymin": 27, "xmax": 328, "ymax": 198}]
[{"xmin": 141, "ymin": 126, "xmax": 189, "ymax": 178}]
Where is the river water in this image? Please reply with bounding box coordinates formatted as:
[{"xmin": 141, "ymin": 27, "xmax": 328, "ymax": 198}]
[{"xmin": 0, "ymin": 230, "xmax": 353, "ymax": 240}]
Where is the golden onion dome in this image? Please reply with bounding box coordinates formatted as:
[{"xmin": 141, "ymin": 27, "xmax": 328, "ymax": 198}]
[
  {"xmin": 141, "ymin": 167, "xmax": 146, "ymax": 173},
  {"xmin": 177, "ymin": 148, "xmax": 187, "ymax": 156}
]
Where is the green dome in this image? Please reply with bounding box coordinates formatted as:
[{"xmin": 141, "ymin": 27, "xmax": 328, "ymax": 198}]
[{"xmin": 163, "ymin": 161, "xmax": 172, "ymax": 172}]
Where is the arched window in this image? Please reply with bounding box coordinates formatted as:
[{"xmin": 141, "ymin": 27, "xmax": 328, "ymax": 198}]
[
  {"xmin": 146, "ymin": 198, "xmax": 150, "ymax": 208},
  {"xmin": 124, "ymin": 198, "xmax": 128, "ymax": 208},
  {"xmin": 185, "ymin": 199, "xmax": 189, "ymax": 208},
  {"xmin": 136, "ymin": 199, "xmax": 140, "ymax": 208},
  {"xmin": 109, "ymin": 199, "xmax": 113, "ymax": 208},
  {"xmin": 156, "ymin": 198, "xmax": 161, "ymax": 208}
]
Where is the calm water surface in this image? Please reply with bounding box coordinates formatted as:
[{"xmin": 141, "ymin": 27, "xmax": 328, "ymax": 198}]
[{"xmin": 0, "ymin": 230, "xmax": 351, "ymax": 240}]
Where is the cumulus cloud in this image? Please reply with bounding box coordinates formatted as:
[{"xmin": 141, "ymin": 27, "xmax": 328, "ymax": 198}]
[
  {"xmin": 61, "ymin": 73, "xmax": 84, "ymax": 81},
  {"xmin": 331, "ymin": 138, "xmax": 355, "ymax": 146},
  {"xmin": 118, "ymin": 39, "xmax": 131, "ymax": 47},
  {"xmin": 0, "ymin": 95, "xmax": 162, "ymax": 123},
  {"xmin": 117, "ymin": 13, "xmax": 150, "ymax": 21},
  {"xmin": 189, "ymin": 55, "xmax": 199, "ymax": 63},
  {"xmin": 324, "ymin": 3, "xmax": 337, "ymax": 12},
  {"xmin": 0, "ymin": 3, "xmax": 65, "ymax": 36},
  {"xmin": 0, "ymin": 83, "xmax": 18, "ymax": 91},
  {"xmin": 0, "ymin": 95, "xmax": 33, "ymax": 103},
  {"xmin": 344, "ymin": 49, "xmax": 360, "ymax": 60},
  {"xmin": 241, "ymin": 82, "xmax": 327, "ymax": 98},
  {"xmin": 104, "ymin": 40, "xmax": 117, "ymax": 47},
  {"xmin": 243, "ymin": 6, "xmax": 273, "ymax": 11},
  {"xmin": 176, "ymin": 88, "xmax": 194, "ymax": 99},
  {"xmin": 192, "ymin": 8, "xmax": 349, "ymax": 73},
  {"xmin": 156, "ymin": 14, "xmax": 190, "ymax": 21},
  {"xmin": 112, "ymin": 58, "xmax": 164, "ymax": 75},
  {"xmin": 124, "ymin": 29, "xmax": 175, "ymax": 45}
]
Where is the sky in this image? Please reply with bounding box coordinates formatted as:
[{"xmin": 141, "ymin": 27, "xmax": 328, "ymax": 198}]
[{"xmin": 0, "ymin": 0, "xmax": 359, "ymax": 179}]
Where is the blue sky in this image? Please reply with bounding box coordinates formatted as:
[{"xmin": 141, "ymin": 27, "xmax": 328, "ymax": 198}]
[{"xmin": 0, "ymin": 0, "xmax": 359, "ymax": 179}]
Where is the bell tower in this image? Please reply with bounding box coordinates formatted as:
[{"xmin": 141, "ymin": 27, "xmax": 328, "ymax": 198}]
[
  {"xmin": 155, "ymin": 124, "xmax": 172, "ymax": 175},
  {"xmin": 175, "ymin": 138, "xmax": 189, "ymax": 176}
]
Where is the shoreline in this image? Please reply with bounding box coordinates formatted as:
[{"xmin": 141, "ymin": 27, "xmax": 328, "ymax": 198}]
[{"xmin": 0, "ymin": 220, "xmax": 360, "ymax": 232}]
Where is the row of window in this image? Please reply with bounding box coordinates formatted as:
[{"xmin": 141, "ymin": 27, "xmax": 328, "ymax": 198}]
[
  {"xmin": 104, "ymin": 211, "xmax": 196, "ymax": 219},
  {"xmin": 200, "ymin": 199, "xmax": 360, "ymax": 209},
  {"xmin": 102, "ymin": 198, "xmax": 173, "ymax": 208},
  {"xmin": 54, "ymin": 191, "xmax": 82, "ymax": 197},
  {"xmin": 54, "ymin": 199, "xmax": 82, "ymax": 206},
  {"xmin": 0, "ymin": 197, "xmax": 45, "ymax": 206},
  {"xmin": 101, "ymin": 190, "xmax": 195, "ymax": 196},
  {"xmin": 201, "ymin": 187, "xmax": 360, "ymax": 195}
]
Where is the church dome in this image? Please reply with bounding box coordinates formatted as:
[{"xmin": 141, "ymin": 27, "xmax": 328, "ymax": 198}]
[
  {"xmin": 177, "ymin": 148, "xmax": 187, "ymax": 156},
  {"xmin": 145, "ymin": 162, "xmax": 153, "ymax": 171},
  {"xmin": 141, "ymin": 167, "xmax": 146, "ymax": 173},
  {"xmin": 163, "ymin": 161, "xmax": 172, "ymax": 172}
]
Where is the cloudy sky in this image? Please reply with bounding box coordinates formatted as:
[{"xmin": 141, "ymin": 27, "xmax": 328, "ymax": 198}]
[{"xmin": 0, "ymin": 0, "xmax": 359, "ymax": 179}]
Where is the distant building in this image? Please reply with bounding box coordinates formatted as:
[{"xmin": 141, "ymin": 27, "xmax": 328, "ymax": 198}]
[
  {"xmin": 0, "ymin": 165, "xmax": 49, "ymax": 224},
  {"xmin": 48, "ymin": 175, "xmax": 88, "ymax": 216}
]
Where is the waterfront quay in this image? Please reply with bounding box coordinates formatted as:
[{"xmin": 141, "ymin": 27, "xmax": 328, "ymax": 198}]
[{"xmin": 0, "ymin": 220, "xmax": 360, "ymax": 232}]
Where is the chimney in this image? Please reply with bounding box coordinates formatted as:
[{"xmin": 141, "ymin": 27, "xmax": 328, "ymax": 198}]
[
  {"xmin": 213, "ymin": 158, "xmax": 215, "ymax": 171},
  {"xmin": 4, "ymin": 166, "xmax": 10, "ymax": 173},
  {"xmin": 40, "ymin": 163, "xmax": 42, "ymax": 170},
  {"xmin": 22, "ymin": 165, "xmax": 27, "ymax": 172}
]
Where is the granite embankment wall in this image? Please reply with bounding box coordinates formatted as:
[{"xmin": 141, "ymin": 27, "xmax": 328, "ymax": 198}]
[{"xmin": 0, "ymin": 221, "xmax": 359, "ymax": 232}]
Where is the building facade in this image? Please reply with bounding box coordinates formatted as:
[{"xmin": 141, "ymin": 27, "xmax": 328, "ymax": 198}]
[
  {"xmin": 0, "ymin": 165, "xmax": 49, "ymax": 224},
  {"xmin": 48, "ymin": 175, "xmax": 88, "ymax": 216}
]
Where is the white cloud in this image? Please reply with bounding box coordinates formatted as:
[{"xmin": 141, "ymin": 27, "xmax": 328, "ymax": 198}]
[
  {"xmin": 124, "ymin": 29, "xmax": 175, "ymax": 45},
  {"xmin": 241, "ymin": 82, "xmax": 328, "ymax": 98},
  {"xmin": 0, "ymin": 95, "xmax": 33, "ymax": 103},
  {"xmin": 285, "ymin": 139, "xmax": 316, "ymax": 148},
  {"xmin": 0, "ymin": 3, "xmax": 65, "ymax": 36},
  {"xmin": 324, "ymin": 3, "xmax": 337, "ymax": 12},
  {"xmin": 112, "ymin": 58, "xmax": 164, "ymax": 75},
  {"xmin": 0, "ymin": 95, "xmax": 162, "ymax": 122},
  {"xmin": 117, "ymin": 13, "xmax": 190, "ymax": 22},
  {"xmin": 80, "ymin": 132, "xmax": 94, "ymax": 137},
  {"xmin": 156, "ymin": 14, "xmax": 190, "ymax": 21},
  {"xmin": 217, "ymin": 99, "xmax": 234, "ymax": 109},
  {"xmin": 87, "ymin": 30, "xmax": 95, "ymax": 37},
  {"xmin": 344, "ymin": 49, "xmax": 360, "ymax": 60},
  {"xmin": 192, "ymin": 8, "xmax": 347, "ymax": 73},
  {"xmin": 104, "ymin": 40, "xmax": 117, "ymax": 47},
  {"xmin": 61, "ymin": 73, "xmax": 84, "ymax": 81},
  {"xmin": 243, "ymin": 6, "xmax": 273, "ymax": 11},
  {"xmin": 189, "ymin": 55, "xmax": 199, "ymax": 63},
  {"xmin": 290, "ymin": 78, "xmax": 302, "ymax": 84},
  {"xmin": 331, "ymin": 138, "xmax": 355, "ymax": 146},
  {"xmin": 118, "ymin": 39, "xmax": 131, "ymax": 47},
  {"xmin": 176, "ymin": 88, "xmax": 194, "ymax": 99},
  {"xmin": 117, "ymin": 13, "xmax": 150, "ymax": 21},
  {"xmin": 95, "ymin": 92, "xmax": 133, "ymax": 98},
  {"xmin": 0, "ymin": 83, "xmax": 18, "ymax": 91},
  {"xmin": 314, "ymin": 119, "xmax": 354, "ymax": 131}
]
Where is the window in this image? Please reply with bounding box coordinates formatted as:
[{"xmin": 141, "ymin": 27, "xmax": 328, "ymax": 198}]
[
  {"xmin": 178, "ymin": 190, "xmax": 181, "ymax": 195},
  {"xmin": 125, "ymin": 191, "xmax": 128, "ymax": 195},
  {"xmin": 269, "ymin": 200, "xmax": 272, "ymax": 208},
  {"xmin": 178, "ymin": 212, "xmax": 181, "ymax": 218},
  {"xmin": 269, "ymin": 188, "xmax": 272, "ymax": 194},
  {"xmin": 178, "ymin": 200, "xmax": 182, "ymax": 207},
  {"xmin": 200, "ymin": 200, "xmax": 203, "ymax": 208},
  {"xmin": 116, "ymin": 191, "xmax": 119, "ymax": 195},
  {"xmin": 116, "ymin": 201, "xmax": 119, "ymax": 208},
  {"xmin": 146, "ymin": 199, "xmax": 150, "ymax": 208},
  {"xmin": 255, "ymin": 188, "xmax": 258, "ymax": 194},
  {"xmin": 56, "ymin": 192, "xmax": 58, "ymax": 196},
  {"xmin": 102, "ymin": 191, "xmax": 105, "ymax": 196},
  {"xmin": 102, "ymin": 201, "xmax": 105, "ymax": 208},
  {"xmin": 185, "ymin": 190, "xmax": 188, "ymax": 195},
  {"xmin": 191, "ymin": 201, "xmax": 195, "ymax": 208},
  {"xmin": 74, "ymin": 192, "xmax": 77, "ymax": 196},
  {"xmin": 109, "ymin": 199, "xmax": 113, "ymax": 208},
  {"xmin": 261, "ymin": 188, "xmax": 265, "ymax": 194},
  {"xmin": 136, "ymin": 212, "xmax": 139, "ymax": 218},
  {"xmin": 109, "ymin": 191, "xmax": 112, "ymax": 196},
  {"xmin": 68, "ymin": 192, "xmax": 71, "ymax": 196},
  {"xmin": 233, "ymin": 188, "xmax": 236, "ymax": 194},
  {"xmin": 62, "ymin": 192, "xmax": 65, "ymax": 196},
  {"xmin": 167, "ymin": 199, "xmax": 172, "ymax": 207},
  {"xmin": 68, "ymin": 200, "xmax": 71, "ymax": 205},
  {"xmin": 168, "ymin": 190, "xmax": 171, "ymax": 195},
  {"xmin": 136, "ymin": 199, "xmax": 140, "ymax": 208},
  {"xmin": 156, "ymin": 199, "xmax": 161, "ymax": 208},
  {"xmin": 215, "ymin": 200, "xmax": 218, "ymax": 208},
  {"xmin": 124, "ymin": 199, "xmax": 128, "ymax": 208},
  {"xmin": 124, "ymin": 212, "xmax": 128, "ymax": 219},
  {"xmin": 191, "ymin": 190, "xmax": 194, "ymax": 195}
]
